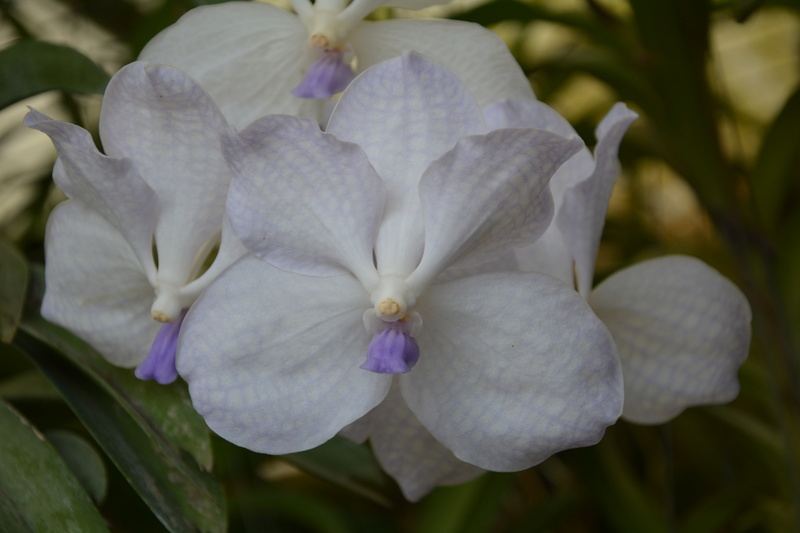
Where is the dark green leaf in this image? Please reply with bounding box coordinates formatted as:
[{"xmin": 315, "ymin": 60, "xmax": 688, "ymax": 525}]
[
  {"xmin": 232, "ymin": 485, "xmax": 353, "ymax": 533},
  {"xmin": 46, "ymin": 430, "xmax": 108, "ymax": 504},
  {"xmin": 416, "ymin": 473, "xmax": 514, "ymax": 533},
  {"xmin": 0, "ymin": 40, "xmax": 110, "ymax": 109},
  {"xmin": 0, "ymin": 399, "xmax": 109, "ymax": 533},
  {"xmin": 628, "ymin": 0, "xmax": 736, "ymax": 213},
  {"xmin": 0, "ymin": 367, "xmax": 60, "ymax": 400},
  {"xmin": 284, "ymin": 435, "xmax": 393, "ymax": 505},
  {"xmin": 0, "ymin": 239, "xmax": 28, "ymax": 343},
  {"xmin": 751, "ymin": 84, "xmax": 800, "ymax": 231},
  {"xmin": 568, "ymin": 436, "xmax": 670, "ymax": 533},
  {"xmin": 452, "ymin": 0, "xmax": 631, "ymax": 54},
  {"xmin": 16, "ymin": 331, "xmax": 226, "ymax": 533},
  {"xmin": 537, "ymin": 49, "xmax": 658, "ymax": 112}
]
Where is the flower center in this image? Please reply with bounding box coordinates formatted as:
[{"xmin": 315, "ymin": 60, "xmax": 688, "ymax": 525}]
[
  {"xmin": 151, "ymin": 283, "xmax": 191, "ymax": 323},
  {"xmin": 370, "ymin": 275, "xmax": 415, "ymax": 321}
]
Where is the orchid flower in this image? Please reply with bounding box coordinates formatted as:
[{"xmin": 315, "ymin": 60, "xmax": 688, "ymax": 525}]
[
  {"xmin": 26, "ymin": 62, "xmax": 245, "ymax": 383},
  {"xmin": 138, "ymin": 0, "xmax": 534, "ymax": 129},
  {"xmin": 484, "ymin": 98, "xmax": 752, "ymax": 423},
  {"xmin": 177, "ymin": 53, "xmax": 624, "ymax": 499}
]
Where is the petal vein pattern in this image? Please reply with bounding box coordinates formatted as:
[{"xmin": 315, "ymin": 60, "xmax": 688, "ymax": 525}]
[
  {"xmin": 408, "ymin": 128, "xmax": 582, "ymax": 289},
  {"xmin": 223, "ymin": 115, "xmax": 384, "ymax": 286},
  {"xmin": 589, "ymin": 256, "xmax": 751, "ymax": 423},
  {"xmin": 406, "ymin": 273, "xmax": 622, "ymax": 471},
  {"xmin": 178, "ymin": 256, "xmax": 390, "ymax": 453}
]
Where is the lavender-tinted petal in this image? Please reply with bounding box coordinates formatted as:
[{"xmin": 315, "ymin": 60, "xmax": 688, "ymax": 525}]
[
  {"xmin": 361, "ymin": 328, "xmax": 420, "ymax": 374},
  {"xmin": 135, "ymin": 310, "xmax": 187, "ymax": 384},
  {"xmin": 292, "ymin": 50, "xmax": 355, "ymax": 99}
]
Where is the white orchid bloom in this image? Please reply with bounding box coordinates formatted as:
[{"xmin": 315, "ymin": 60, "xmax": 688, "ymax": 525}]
[
  {"xmin": 138, "ymin": 0, "xmax": 534, "ymax": 129},
  {"xmin": 26, "ymin": 62, "xmax": 246, "ymax": 383},
  {"xmin": 485, "ymin": 99, "xmax": 752, "ymax": 424},
  {"xmin": 177, "ymin": 53, "xmax": 624, "ymax": 499}
]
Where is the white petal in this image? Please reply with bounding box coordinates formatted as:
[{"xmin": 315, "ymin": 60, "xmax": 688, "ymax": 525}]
[
  {"xmin": 177, "ymin": 256, "xmax": 391, "ymax": 454},
  {"xmin": 139, "ymin": 3, "xmax": 322, "ymax": 128},
  {"xmin": 25, "ymin": 109, "xmax": 158, "ymax": 277},
  {"xmin": 407, "ymin": 129, "xmax": 582, "ymax": 290},
  {"xmin": 483, "ymin": 99, "xmax": 589, "ymax": 286},
  {"xmin": 42, "ymin": 201, "xmax": 157, "ymax": 367},
  {"xmin": 483, "ymin": 98, "xmax": 594, "ymax": 207},
  {"xmin": 99, "ymin": 62, "xmax": 233, "ymax": 284},
  {"xmin": 350, "ymin": 384, "xmax": 484, "ymax": 501},
  {"xmin": 513, "ymin": 225, "xmax": 574, "ymax": 287},
  {"xmin": 404, "ymin": 273, "xmax": 623, "ymax": 471},
  {"xmin": 484, "ymin": 99, "xmax": 575, "ymax": 138},
  {"xmin": 588, "ymin": 256, "xmax": 752, "ymax": 424},
  {"xmin": 557, "ymin": 103, "xmax": 638, "ymax": 296},
  {"xmin": 349, "ymin": 19, "xmax": 534, "ymax": 108},
  {"xmin": 327, "ymin": 52, "xmax": 486, "ymax": 276},
  {"xmin": 222, "ymin": 115, "xmax": 384, "ymax": 286}
]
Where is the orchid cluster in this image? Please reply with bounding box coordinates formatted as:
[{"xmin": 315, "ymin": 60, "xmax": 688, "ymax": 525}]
[{"xmin": 29, "ymin": 0, "xmax": 751, "ymax": 500}]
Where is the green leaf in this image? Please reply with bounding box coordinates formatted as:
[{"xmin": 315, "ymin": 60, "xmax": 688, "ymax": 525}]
[
  {"xmin": 0, "ymin": 368, "xmax": 60, "ymax": 400},
  {"xmin": 0, "ymin": 239, "xmax": 28, "ymax": 343},
  {"xmin": 46, "ymin": 430, "xmax": 108, "ymax": 504},
  {"xmin": 567, "ymin": 434, "xmax": 670, "ymax": 533},
  {"xmin": 0, "ymin": 399, "xmax": 109, "ymax": 533},
  {"xmin": 537, "ymin": 49, "xmax": 658, "ymax": 112},
  {"xmin": 15, "ymin": 331, "xmax": 226, "ymax": 533},
  {"xmin": 0, "ymin": 40, "xmax": 110, "ymax": 109},
  {"xmin": 416, "ymin": 473, "xmax": 514, "ymax": 533},
  {"xmin": 452, "ymin": 0, "xmax": 631, "ymax": 54},
  {"xmin": 232, "ymin": 485, "xmax": 354, "ymax": 533},
  {"xmin": 283, "ymin": 436, "xmax": 393, "ymax": 505},
  {"xmin": 751, "ymin": 84, "xmax": 800, "ymax": 231},
  {"xmin": 628, "ymin": 0, "xmax": 735, "ymax": 213}
]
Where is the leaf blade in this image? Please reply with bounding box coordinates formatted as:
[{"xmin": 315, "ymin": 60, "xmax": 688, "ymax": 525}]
[
  {"xmin": 0, "ymin": 40, "xmax": 110, "ymax": 108},
  {"xmin": 0, "ymin": 398, "xmax": 109, "ymax": 533}
]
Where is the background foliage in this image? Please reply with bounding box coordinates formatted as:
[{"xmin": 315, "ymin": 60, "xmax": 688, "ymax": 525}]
[{"xmin": 1, "ymin": 0, "xmax": 799, "ymax": 530}]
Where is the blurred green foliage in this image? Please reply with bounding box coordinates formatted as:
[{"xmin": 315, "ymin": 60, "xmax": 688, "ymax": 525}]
[{"xmin": 1, "ymin": 0, "xmax": 799, "ymax": 530}]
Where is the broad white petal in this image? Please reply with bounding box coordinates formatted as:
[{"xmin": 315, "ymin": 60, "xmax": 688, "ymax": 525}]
[
  {"xmin": 177, "ymin": 256, "xmax": 391, "ymax": 453},
  {"xmin": 223, "ymin": 115, "xmax": 384, "ymax": 286},
  {"xmin": 404, "ymin": 273, "xmax": 622, "ymax": 472},
  {"xmin": 99, "ymin": 62, "xmax": 233, "ymax": 284},
  {"xmin": 25, "ymin": 109, "xmax": 158, "ymax": 276},
  {"xmin": 348, "ymin": 19, "xmax": 534, "ymax": 108},
  {"xmin": 327, "ymin": 52, "xmax": 485, "ymax": 276},
  {"xmin": 588, "ymin": 256, "xmax": 751, "ymax": 424},
  {"xmin": 139, "ymin": 2, "xmax": 321, "ymax": 128},
  {"xmin": 557, "ymin": 103, "xmax": 638, "ymax": 296},
  {"xmin": 42, "ymin": 201, "xmax": 157, "ymax": 367},
  {"xmin": 402, "ymin": 273, "xmax": 622, "ymax": 471},
  {"xmin": 352, "ymin": 384, "xmax": 484, "ymax": 501},
  {"xmin": 407, "ymin": 129, "xmax": 582, "ymax": 290}
]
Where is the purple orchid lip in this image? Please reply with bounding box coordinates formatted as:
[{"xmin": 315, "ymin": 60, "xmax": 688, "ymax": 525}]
[
  {"xmin": 361, "ymin": 324, "xmax": 420, "ymax": 374},
  {"xmin": 292, "ymin": 49, "xmax": 355, "ymax": 99},
  {"xmin": 135, "ymin": 309, "xmax": 187, "ymax": 384}
]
